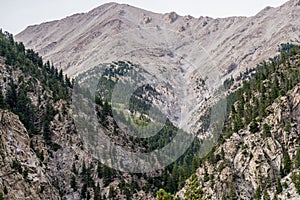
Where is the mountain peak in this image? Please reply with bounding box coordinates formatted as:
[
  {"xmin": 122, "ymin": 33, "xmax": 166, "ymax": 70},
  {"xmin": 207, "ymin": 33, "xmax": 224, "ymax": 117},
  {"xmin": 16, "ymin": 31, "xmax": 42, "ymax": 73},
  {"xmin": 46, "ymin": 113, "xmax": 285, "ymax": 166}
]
[
  {"xmin": 87, "ymin": 2, "xmax": 120, "ymax": 16},
  {"xmin": 16, "ymin": 0, "xmax": 300, "ymax": 80}
]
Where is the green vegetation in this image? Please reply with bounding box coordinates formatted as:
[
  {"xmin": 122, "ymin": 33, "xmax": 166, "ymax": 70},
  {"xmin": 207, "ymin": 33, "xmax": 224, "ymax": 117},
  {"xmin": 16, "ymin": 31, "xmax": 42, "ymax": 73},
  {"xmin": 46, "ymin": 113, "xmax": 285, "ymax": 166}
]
[
  {"xmin": 70, "ymin": 175, "xmax": 77, "ymax": 191},
  {"xmin": 223, "ymin": 44, "xmax": 300, "ymax": 139},
  {"xmin": 184, "ymin": 174, "xmax": 203, "ymax": 200},
  {"xmin": 283, "ymin": 151, "xmax": 292, "ymax": 176},
  {"xmin": 91, "ymin": 44, "xmax": 300, "ymax": 198},
  {"xmin": 2, "ymin": 28, "xmax": 300, "ymax": 199},
  {"xmin": 0, "ymin": 30, "xmax": 71, "ymax": 141},
  {"xmin": 156, "ymin": 189, "xmax": 174, "ymax": 200},
  {"xmin": 291, "ymin": 172, "xmax": 300, "ymax": 195},
  {"xmin": 254, "ymin": 185, "xmax": 261, "ymax": 200},
  {"xmin": 79, "ymin": 61, "xmax": 204, "ymax": 195},
  {"xmin": 262, "ymin": 123, "xmax": 271, "ymax": 138},
  {"xmin": 276, "ymin": 178, "xmax": 283, "ymax": 194},
  {"xmin": 263, "ymin": 189, "xmax": 271, "ymax": 200},
  {"xmin": 0, "ymin": 192, "xmax": 3, "ymax": 200},
  {"xmin": 295, "ymin": 150, "xmax": 300, "ymax": 168},
  {"xmin": 176, "ymin": 44, "xmax": 300, "ymax": 199}
]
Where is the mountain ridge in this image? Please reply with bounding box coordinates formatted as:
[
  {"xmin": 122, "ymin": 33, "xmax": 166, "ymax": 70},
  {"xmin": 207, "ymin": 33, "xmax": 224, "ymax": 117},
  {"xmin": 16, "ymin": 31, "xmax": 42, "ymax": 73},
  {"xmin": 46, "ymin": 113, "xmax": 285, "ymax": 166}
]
[
  {"xmin": 16, "ymin": 0, "xmax": 300, "ymax": 77},
  {"xmin": 15, "ymin": 0, "xmax": 300, "ymax": 133}
]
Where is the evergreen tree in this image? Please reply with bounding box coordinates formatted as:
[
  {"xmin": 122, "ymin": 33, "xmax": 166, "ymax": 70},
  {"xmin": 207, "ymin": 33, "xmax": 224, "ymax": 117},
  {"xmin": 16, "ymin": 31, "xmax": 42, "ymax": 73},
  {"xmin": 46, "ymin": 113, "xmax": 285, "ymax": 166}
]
[
  {"xmin": 108, "ymin": 186, "xmax": 116, "ymax": 199},
  {"xmin": 283, "ymin": 151, "xmax": 292, "ymax": 175},
  {"xmin": 249, "ymin": 120, "xmax": 259, "ymax": 133},
  {"xmin": 6, "ymin": 79, "xmax": 17, "ymax": 109},
  {"xmin": 72, "ymin": 163, "xmax": 77, "ymax": 175},
  {"xmin": 263, "ymin": 123, "xmax": 271, "ymax": 138},
  {"xmin": 3, "ymin": 186, "xmax": 7, "ymax": 195},
  {"xmin": 0, "ymin": 192, "xmax": 3, "ymax": 200},
  {"xmin": 254, "ymin": 185, "xmax": 261, "ymax": 200},
  {"xmin": 81, "ymin": 161, "xmax": 87, "ymax": 176},
  {"xmin": 156, "ymin": 189, "xmax": 173, "ymax": 200},
  {"xmin": 81, "ymin": 183, "xmax": 87, "ymax": 198},
  {"xmin": 70, "ymin": 175, "xmax": 77, "ymax": 191},
  {"xmin": 0, "ymin": 87, "xmax": 5, "ymax": 108},
  {"xmin": 295, "ymin": 150, "xmax": 300, "ymax": 168},
  {"xmin": 94, "ymin": 183, "xmax": 101, "ymax": 200},
  {"xmin": 276, "ymin": 178, "xmax": 283, "ymax": 194},
  {"xmin": 263, "ymin": 189, "xmax": 271, "ymax": 200}
]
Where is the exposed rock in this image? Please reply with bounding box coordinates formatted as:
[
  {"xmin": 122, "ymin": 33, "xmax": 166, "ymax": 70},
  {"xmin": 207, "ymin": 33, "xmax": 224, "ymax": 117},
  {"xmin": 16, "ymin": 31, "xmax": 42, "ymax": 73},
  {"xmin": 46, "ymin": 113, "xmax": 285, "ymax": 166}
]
[
  {"xmin": 176, "ymin": 83, "xmax": 300, "ymax": 199},
  {"xmin": 178, "ymin": 26, "xmax": 185, "ymax": 32},
  {"xmin": 143, "ymin": 15, "xmax": 152, "ymax": 24},
  {"xmin": 164, "ymin": 12, "xmax": 178, "ymax": 24},
  {"xmin": 0, "ymin": 110, "xmax": 59, "ymax": 199}
]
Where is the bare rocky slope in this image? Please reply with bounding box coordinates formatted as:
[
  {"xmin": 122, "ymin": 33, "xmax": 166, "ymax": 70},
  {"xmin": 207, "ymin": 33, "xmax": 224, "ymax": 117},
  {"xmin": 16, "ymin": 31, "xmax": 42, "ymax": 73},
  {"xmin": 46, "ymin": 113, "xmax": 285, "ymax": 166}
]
[
  {"xmin": 15, "ymin": 0, "xmax": 300, "ymax": 134},
  {"xmin": 16, "ymin": 0, "xmax": 300, "ymax": 78},
  {"xmin": 0, "ymin": 110, "xmax": 59, "ymax": 199}
]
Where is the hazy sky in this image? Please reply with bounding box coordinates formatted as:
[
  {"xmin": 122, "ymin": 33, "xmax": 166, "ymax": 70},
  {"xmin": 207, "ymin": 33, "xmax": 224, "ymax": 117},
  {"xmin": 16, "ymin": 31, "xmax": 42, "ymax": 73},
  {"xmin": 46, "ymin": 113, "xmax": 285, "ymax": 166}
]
[{"xmin": 0, "ymin": 0, "xmax": 288, "ymax": 34}]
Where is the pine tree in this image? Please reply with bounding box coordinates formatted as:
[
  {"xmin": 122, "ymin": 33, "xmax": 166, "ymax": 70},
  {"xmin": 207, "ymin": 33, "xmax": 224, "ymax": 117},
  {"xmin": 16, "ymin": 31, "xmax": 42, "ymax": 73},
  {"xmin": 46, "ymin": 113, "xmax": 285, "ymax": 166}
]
[
  {"xmin": 283, "ymin": 151, "xmax": 292, "ymax": 175},
  {"xmin": 221, "ymin": 148, "xmax": 225, "ymax": 159},
  {"xmin": 295, "ymin": 150, "xmax": 300, "ymax": 168},
  {"xmin": 6, "ymin": 79, "xmax": 17, "ymax": 109},
  {"xmin": 0, "ymin": 87, "xmax": 5, "ymax": 108},
  {"xmin": 263, "ymin": 189, "xmax": 271, "ymax": 200},
  {"xmin": 108, "ymin": 186, "xmax": 116, "ymax": 199},
  {"xmin": 276, "ymin": 178, "xmax": 282, "ymax": 194},
  {"xmin": 81, "ymin": 183, "xmax": 87, "ymax": 198},
  {"xmin": 263, "ymin": 123, "xmax": 271, "ymax": 138},
  {"xmin": 81, "ymin": 161, "xmax": 87, "ymax": 176},
  {"xmin": 72, "ymin": 163, "xmax": 77, "ymax": 175},
  {"xmin": 94, "ymin": 183, "xmax": 101, "ymax": 200},
  {"xmin": 70, "ymin": 175, "xmax": 77, "ymax": 191},
  {"xmin": 156, "ymin": 189, "xmax": 173, "ymax": 200},
  {"xmin": 249, "ymin": 120, "xmax": 259, "ymax": 133},
  {"xmin": 3, "ymin": 186, "xmax": 7, "ymax": 195},
  {"xmin": 254, "ymin": 185, "xmax": 261, "ymax": 199},
  {"xmin": 0, "ymin": 192, "xmax": 3, "ymax": 200},
  {"xmin": 97, "ymin": 162, "xmax": 102, "ymax": 179}
]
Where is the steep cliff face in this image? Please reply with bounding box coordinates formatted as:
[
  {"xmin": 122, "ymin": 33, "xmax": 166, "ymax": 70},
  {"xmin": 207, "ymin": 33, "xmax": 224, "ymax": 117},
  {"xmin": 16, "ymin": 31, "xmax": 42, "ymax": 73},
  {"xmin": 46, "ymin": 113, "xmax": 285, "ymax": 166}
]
[{"xmin": 0, "ymin": 110, "xmax": 59, "ymax": 199}]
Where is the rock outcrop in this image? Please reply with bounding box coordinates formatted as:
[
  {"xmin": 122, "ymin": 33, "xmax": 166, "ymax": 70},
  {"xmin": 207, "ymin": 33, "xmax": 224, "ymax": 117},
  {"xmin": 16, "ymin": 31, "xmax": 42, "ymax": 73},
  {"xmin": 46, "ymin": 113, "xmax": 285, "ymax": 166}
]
[
  {"xmin": 0, "ymin": 110, "xmax": 59, "ymax": 199},
  {"xmin": 177, "ymin": 81, "xmax": 300, "ymax": 200}
]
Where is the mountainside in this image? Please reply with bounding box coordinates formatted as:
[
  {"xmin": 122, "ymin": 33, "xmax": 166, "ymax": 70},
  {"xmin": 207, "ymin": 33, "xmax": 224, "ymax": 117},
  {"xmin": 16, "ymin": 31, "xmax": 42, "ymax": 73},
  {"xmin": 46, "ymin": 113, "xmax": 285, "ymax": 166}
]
[
  {"xmin": 3, "ymin": 29, "xmax": 300, "ymax": 199},
  {"xmin": 0, "ymin": 110, "xmax": 59, "ymax": 199},
  {"xmin": 16, "ymin": 0, "xmax": 300, "ymax": 78},
  {"xmin": 15, "ymin": 0, "xmax": 300, "ymax": 134},
  {"xmin": 0, "ymin": 29, "xmax": 207, "ymax": 200},
  {"xmin": 2, "ymin": 1, "xmax": 300, "ymax": 200},
  {"xmin": 0, "ymin": 31, "xmax": 159, "ymax": 200},
  {"xmin": 175, "ymin": 45, "xmax": 300, "ymax": 199}
]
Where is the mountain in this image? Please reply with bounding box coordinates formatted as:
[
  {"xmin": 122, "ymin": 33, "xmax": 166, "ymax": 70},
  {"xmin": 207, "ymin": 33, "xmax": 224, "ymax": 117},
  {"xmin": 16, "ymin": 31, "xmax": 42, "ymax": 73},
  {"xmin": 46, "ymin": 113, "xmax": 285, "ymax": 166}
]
[
  {"xmin": 175, "ymin": 45, "xmax": 300, "ymax": 199},
  {"xmin": 0, "ymin": 31, "xmax": 159, "ymax": 199},
  {"xmin": 1, "ymin": 0, "xmax": 300, "ymax": 199},
  {"xmin": 15, "ymin": 0, "xmax": 300, "ymax": 134},
  {"xmin": 3, "ymin": 32, "xmax": 300, "ymax": 200},
  {"xmin": 16, "ymin": 0, "xmax": 300, "ymax": 78}
]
